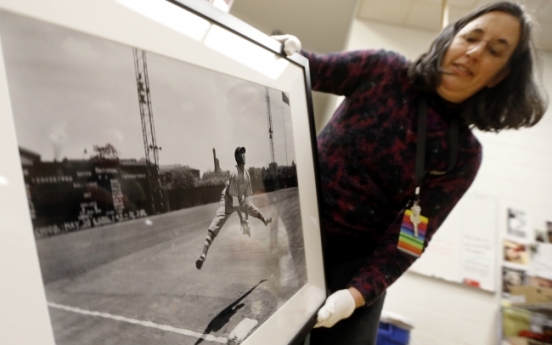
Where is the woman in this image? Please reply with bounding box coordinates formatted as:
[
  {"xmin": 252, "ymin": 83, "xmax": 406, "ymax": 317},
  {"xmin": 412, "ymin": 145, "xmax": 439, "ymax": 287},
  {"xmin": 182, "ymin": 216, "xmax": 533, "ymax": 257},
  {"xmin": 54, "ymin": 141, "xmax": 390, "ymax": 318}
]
[{"xmin": 274, "ymin": 2, "xmax": 546, "ymax": 344}]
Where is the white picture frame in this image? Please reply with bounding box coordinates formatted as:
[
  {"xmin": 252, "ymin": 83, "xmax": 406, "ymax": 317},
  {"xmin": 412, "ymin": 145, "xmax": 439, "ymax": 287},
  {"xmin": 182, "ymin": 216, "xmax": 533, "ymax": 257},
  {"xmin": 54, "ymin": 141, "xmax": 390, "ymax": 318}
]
[{"xmin": 0, "ymin": 0, "xmax": 326, "ymax": 344}]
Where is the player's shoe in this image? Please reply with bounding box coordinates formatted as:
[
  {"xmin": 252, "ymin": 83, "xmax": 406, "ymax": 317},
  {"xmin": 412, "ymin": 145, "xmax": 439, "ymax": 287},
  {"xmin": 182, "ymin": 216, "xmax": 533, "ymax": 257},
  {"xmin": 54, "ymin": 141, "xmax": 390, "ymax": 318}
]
[
  {"xmin": 263, "ymin": 217, "xmax": 272, "ymax": 226},
  {"xmin": 195, "ymin": 255, "xmax": 205, "ymax": 270}
]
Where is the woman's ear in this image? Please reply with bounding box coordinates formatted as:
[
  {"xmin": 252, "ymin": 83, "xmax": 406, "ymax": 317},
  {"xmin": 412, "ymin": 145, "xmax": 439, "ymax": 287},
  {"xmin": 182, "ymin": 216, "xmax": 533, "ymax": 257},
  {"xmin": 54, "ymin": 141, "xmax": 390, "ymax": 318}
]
[{"xmin": 487, "ymin": 68, "xmax": 510, "ymax": 88}]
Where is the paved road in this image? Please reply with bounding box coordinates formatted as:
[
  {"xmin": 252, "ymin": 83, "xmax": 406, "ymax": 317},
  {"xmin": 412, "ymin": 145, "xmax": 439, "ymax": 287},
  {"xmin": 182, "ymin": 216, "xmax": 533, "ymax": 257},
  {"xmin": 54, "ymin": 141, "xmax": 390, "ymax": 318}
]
[{"xmin": 36, "ymin": 188, "xmax": 306, "ymax": 345}]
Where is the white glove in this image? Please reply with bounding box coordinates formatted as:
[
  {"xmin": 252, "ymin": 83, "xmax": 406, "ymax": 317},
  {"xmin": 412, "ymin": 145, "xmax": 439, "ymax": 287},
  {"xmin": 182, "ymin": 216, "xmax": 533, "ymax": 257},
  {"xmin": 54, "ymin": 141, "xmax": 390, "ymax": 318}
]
[
  {"xmin": 241, "ymin": 219, "xmax": 251, "ymax": 237},
  {"xmin": 271, "ymin": 34, "xmax": 302, "ymax": 56},
  {"xmin": 314, "ymin": 289, "xmax": 356, "ymax": 328}
]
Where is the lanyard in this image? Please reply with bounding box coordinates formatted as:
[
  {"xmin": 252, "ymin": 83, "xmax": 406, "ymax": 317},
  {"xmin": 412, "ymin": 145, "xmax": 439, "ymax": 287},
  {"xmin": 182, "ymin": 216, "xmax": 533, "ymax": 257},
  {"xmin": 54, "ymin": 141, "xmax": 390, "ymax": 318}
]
[{"xmin": 413, "ymin": 97, "xmax": 459, "ymax": 204}]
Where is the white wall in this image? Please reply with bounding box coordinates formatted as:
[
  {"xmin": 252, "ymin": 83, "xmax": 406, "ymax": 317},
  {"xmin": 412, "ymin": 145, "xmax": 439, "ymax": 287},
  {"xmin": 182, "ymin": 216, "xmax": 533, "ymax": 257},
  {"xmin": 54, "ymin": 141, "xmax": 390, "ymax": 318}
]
[
  {"xmin": 326, "ymin": 18, "xmax": 552, "ymax": 345},
  {"xmin": 229, "ymin": 0, "xmax": 359, "ymax": 136}
]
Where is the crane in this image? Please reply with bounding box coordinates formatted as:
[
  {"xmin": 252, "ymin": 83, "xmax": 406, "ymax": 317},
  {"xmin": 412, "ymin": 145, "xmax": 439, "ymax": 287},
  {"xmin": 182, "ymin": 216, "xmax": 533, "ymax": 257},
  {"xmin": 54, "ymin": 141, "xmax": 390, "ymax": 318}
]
[
  {"xmin": 265, "ymin": 87, "xmax": 279, "ymax": 190},
  {"xmin": 133, "ymin": 48, "xmax": 163, "ymax": 213}
]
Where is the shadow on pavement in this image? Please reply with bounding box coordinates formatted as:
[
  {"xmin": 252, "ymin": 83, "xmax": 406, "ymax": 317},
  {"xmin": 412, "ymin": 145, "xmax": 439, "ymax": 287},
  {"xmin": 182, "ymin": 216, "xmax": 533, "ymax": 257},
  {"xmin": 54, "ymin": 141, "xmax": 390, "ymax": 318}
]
[{"xmin": 194, "ymin": 279, "xmax": 267, "ymax": 345}]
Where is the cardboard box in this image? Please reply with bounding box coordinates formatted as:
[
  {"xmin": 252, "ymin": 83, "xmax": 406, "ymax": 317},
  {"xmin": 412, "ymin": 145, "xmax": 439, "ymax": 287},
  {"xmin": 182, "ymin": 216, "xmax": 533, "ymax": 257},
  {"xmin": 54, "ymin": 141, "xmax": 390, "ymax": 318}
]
[
  {"xmin": 510, "ymin": 286, "xmax": 552, "ymax": 304},
  {"xmin": 504, "ymin": 337, "xmax": 550, "ymax": 345}
]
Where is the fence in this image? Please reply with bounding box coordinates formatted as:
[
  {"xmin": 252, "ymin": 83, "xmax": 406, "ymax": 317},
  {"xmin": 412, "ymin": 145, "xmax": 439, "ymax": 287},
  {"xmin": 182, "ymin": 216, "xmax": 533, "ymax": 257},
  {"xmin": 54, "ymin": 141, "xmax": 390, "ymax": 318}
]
[{"xmin": 165, "ymin": 177, "xmax": 298, "ymax": 212}]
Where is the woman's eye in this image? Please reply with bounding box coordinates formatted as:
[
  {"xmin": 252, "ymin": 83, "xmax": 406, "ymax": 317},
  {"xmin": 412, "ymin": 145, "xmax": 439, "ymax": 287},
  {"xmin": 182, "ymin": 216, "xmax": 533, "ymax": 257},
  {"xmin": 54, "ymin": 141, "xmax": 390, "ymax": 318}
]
[
  {"xmin": 464, "ymin": 36, "xmax": 476, "ymax": 42},
  {"xmin": 489, "ymin": 47, "xmax": 500, "ymax": 56}
]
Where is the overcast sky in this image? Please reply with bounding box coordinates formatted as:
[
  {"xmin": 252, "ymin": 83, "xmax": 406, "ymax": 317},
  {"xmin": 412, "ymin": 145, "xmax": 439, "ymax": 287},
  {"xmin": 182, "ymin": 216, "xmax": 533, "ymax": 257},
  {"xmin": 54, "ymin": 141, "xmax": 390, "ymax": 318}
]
[{"xmin": 0, "ymin": 10, "xmax": 295, "ymax": 174}]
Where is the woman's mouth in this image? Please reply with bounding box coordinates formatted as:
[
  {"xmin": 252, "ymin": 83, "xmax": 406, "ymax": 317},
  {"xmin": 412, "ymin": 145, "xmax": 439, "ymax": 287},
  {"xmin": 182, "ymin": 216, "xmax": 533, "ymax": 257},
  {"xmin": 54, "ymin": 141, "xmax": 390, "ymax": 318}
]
[{"xmin": 452, "ymin": 63, "xmax": 473, "ymax": 76}]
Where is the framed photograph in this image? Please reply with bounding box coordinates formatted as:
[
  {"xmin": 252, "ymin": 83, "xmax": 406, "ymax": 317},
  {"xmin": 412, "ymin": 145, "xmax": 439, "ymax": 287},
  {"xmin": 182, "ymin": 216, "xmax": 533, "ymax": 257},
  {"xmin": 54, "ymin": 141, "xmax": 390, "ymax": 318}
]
[{"xmin": 0, "ymin": 0, "xmax": 326, "ymax": 344}]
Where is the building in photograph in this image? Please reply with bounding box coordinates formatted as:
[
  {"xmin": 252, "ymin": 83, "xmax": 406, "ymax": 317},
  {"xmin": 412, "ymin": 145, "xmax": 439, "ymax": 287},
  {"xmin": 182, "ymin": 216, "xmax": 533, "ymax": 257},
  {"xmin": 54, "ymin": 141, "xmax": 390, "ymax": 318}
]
[{"xmin": 20, "ymin": 147, "xmax": 158, "ymax": 237}]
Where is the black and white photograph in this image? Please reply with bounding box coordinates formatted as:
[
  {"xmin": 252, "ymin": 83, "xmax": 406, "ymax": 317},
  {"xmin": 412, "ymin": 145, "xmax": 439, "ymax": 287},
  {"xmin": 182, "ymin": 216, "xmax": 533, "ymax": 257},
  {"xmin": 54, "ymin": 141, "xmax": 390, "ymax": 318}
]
[
  {"xmin": 502, "ymin": 266, "xmax": 527, "ymax": 296},
  {"xmin": 0, "ymin": 8, "xmax": 307, "ymax": 345},
  {"xmin": 507, "ymin": 208, "xmax": 529, "ymax": 239}
]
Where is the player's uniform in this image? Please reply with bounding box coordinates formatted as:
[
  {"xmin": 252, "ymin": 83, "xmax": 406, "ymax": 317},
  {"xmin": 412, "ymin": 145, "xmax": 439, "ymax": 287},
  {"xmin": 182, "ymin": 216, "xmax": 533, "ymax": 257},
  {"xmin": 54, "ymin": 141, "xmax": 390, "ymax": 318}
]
[
  {"xmin": 207, "ymin": 167, "xmax": 262, "ymax": 238},
  {"xmin": 196, "ymin": 165, "xmax": 271, "ymax": 269}
]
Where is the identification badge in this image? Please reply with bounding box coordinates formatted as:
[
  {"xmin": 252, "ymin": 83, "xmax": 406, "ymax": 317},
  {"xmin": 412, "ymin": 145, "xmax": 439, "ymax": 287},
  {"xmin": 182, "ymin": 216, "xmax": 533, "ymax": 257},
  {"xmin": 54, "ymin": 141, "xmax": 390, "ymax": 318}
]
[{"xmin": 397, "ymin": 204, "xmax": 428, "ymax": 258}]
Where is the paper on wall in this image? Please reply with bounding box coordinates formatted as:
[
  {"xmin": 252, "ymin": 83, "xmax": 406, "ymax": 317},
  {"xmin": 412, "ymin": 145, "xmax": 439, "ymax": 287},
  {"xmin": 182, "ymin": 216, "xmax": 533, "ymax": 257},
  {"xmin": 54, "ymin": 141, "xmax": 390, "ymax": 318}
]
[
  {"xmin": 528, "ymin": 242, "xmax": 552, "ymax": 280},
  {"xmin": 507, "ymin": 208, "xmax": 529, "ymax": 239},
  {"xmin": 459, "ymin": 195, "xmax": 497, "ymax": 291}
]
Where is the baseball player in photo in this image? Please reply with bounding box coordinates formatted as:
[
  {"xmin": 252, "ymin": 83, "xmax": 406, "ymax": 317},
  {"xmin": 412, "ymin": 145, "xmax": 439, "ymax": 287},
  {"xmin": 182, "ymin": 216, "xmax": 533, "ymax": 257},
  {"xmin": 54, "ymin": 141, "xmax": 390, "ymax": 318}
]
[{"xmin": 195, "ymin": 146, "xmax": 272, "ymax": 269}]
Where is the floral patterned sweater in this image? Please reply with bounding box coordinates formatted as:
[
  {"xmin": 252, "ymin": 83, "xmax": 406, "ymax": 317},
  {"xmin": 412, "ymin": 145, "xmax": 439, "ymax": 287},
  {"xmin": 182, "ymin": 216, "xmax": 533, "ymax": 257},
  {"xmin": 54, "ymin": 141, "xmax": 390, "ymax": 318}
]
[{"xmin": 303, "ymin": 50, "xmax": 482, "ymax": 305}]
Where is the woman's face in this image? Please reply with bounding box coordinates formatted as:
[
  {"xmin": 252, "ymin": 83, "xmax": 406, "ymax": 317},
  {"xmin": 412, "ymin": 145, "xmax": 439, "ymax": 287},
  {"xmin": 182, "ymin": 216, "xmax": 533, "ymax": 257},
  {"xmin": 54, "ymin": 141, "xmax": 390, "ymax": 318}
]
[{"xmin": 437, "ymin": 11, "xmax": 521, "ymax": 103}]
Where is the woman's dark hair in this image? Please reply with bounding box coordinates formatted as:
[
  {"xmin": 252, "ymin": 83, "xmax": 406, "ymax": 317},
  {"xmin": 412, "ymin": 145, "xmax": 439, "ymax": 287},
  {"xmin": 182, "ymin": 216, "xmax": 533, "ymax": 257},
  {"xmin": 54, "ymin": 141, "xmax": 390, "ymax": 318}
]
[{"xmin": 408, "ymin": 1, "xmax": 547, "ymax": 132}]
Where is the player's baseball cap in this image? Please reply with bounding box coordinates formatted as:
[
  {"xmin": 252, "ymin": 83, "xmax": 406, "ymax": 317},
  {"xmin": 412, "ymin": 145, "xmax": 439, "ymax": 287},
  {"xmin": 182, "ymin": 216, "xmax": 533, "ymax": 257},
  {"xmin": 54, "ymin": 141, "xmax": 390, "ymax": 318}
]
[
  {"xmin": 235, "ymin": 146, "xmax": 246, "ymax": 156},
  {"xmin": 234, "ymin": 146, "xmax": 245, "ymax": 164}
]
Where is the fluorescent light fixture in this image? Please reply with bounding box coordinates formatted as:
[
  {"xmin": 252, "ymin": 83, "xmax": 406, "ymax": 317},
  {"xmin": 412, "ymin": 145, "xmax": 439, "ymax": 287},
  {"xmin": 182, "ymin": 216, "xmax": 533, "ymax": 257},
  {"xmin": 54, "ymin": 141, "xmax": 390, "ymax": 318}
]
[
  {"xmin": 0, "ymin": 175, "xmax": 8, "ymax": 186},
  {"xmin": 203, "ymin": 25, "xmax": 289, "ymax": 80},
  {"xmin": 116, "ymin": 0, "xmax": 210, "ymax": 42},
  {"xmin": 211, "ymin": 0, "xmax": 230, "ymax": 12}
]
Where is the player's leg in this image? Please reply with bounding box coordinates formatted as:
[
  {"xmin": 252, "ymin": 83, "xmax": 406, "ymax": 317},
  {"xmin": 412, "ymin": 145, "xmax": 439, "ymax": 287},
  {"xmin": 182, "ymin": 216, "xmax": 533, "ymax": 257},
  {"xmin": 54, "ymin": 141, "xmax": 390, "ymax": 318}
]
[
  {"xmin": 196, "ymin": 206, "xmax": 232, "ymax": 269},
  {"xmin": 246, "ymin": 203, "xmax": 272, "ymax": 226}
]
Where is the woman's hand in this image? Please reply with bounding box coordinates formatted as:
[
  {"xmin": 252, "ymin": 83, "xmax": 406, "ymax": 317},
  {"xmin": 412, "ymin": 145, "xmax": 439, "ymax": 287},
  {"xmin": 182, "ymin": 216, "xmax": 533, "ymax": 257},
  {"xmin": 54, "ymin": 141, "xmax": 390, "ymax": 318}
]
[
  {"xmin": 314, "ymin": 288, "xmax": 364, "ymax": 328},
  {"xmin": 271, "ymin": 34, "xmax": 302, "ymax": 56}
]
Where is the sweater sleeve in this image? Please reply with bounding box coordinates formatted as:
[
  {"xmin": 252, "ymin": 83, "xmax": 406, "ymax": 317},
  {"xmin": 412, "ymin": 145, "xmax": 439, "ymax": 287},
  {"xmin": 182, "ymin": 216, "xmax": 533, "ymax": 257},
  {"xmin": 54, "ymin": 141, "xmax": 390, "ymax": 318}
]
[
  {"xmin": 301, "ymin": 50, "xmax": 396, "ymax": 97},
  {"xmin": 347, "ymin": 145, "xmax": 482, "ymax": 305}
]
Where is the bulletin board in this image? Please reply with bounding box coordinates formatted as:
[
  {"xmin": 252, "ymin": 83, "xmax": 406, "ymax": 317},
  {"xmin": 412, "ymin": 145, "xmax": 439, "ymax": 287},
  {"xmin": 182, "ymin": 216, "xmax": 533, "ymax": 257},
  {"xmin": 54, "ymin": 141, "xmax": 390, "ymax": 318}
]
[{"xmin": 409, "ymin": 193, "xmax": 499, "ymax": 292}]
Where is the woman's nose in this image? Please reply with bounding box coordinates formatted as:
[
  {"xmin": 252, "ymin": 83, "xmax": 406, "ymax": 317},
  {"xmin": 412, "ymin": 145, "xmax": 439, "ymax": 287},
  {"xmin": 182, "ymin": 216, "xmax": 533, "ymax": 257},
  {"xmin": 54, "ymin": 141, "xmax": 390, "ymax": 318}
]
[{"xmin": 466, "ymin": 42, "xmax": 485, "ymax": 60}]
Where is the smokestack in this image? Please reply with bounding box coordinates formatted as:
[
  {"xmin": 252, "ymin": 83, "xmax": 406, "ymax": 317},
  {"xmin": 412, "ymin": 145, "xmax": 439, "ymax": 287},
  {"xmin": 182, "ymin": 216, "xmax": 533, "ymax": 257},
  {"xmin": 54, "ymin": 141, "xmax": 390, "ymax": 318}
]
[
  {"xmin": 213, "ymin": 148, "xmax": 216, "ymax": 170},
  {"xmin": 213, "ymin": 148, "xmax": 220, "ymax": 173}
]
